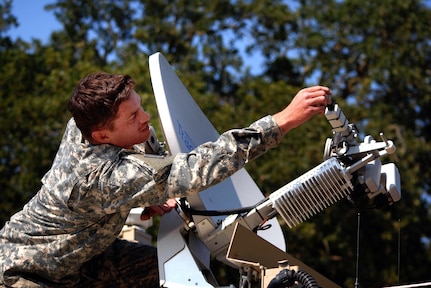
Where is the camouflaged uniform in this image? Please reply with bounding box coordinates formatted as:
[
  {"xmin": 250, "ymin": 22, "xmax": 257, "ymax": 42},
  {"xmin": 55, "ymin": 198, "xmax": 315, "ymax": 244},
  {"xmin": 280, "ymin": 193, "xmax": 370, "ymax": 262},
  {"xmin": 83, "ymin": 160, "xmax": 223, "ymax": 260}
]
[{"xmin": 0, "ymin": 115, "xmax": 283, "ymax": 287}]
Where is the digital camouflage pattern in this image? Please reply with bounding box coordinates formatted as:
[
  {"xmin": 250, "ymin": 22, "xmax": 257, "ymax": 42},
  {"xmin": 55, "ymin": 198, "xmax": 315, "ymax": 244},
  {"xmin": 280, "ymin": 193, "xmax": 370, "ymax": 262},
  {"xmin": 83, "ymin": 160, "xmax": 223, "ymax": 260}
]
[{"xmin": 0, "ymin": 115, "xmax": 283, "ymax": 287}]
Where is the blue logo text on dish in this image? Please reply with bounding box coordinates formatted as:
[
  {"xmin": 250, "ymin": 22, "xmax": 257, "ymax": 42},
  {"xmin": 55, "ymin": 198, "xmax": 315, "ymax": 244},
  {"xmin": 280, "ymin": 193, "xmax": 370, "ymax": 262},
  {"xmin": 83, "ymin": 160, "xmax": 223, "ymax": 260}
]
[{"xmin": 177, "ymin": 121, "xmax": 195, "ymax": 152}]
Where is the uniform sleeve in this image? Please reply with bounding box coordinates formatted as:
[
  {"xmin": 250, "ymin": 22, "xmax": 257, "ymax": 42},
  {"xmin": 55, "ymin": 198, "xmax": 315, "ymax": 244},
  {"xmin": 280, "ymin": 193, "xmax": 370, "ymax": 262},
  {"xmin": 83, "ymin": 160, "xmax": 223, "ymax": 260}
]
[
  {"xmin": 166, "ymin": 115, "xmax": 283, "ymax": 197},
  {"xmin": 66, "ymin": 152, "xmax": 170, "ymax": 215},
  {"xmin": 79, "ymin": 115, "xmax": 282, "ymax": 212},
  {"xmin": 92, "ymin": 155, "xmax": 170, "ymax": 213}
]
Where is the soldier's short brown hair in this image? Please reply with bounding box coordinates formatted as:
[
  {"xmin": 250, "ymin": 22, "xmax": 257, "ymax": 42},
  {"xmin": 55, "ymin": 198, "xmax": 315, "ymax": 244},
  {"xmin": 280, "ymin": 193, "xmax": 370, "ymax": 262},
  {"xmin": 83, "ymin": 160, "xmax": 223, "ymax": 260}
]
[{"xmin": 68, "ymin": 72, "xmax": 135, "ymax": 141}]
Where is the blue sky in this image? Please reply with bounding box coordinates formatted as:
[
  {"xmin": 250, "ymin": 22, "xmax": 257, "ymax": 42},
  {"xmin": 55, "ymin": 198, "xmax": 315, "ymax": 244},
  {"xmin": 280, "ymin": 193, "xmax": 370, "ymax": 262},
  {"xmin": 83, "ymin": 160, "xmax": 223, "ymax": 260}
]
[{"xmin": 9, "ymin": 0, "xmax": 61, "ymax": 42}]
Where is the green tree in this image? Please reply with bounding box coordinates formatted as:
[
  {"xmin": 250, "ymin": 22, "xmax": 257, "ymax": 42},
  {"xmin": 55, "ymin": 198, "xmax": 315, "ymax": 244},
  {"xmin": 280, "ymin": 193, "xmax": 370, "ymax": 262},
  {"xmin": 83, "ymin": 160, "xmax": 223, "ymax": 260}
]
[{"xmin": 0, "ymin": 0, "xmax": 16, "ymax": 48}]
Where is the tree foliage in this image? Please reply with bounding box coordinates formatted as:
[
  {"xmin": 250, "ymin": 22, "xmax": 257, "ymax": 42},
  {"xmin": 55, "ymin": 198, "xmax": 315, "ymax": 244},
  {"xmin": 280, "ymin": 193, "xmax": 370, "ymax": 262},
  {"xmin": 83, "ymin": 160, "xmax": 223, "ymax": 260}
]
[{"xmin": 1, "ymin": 0, "xmax": 430, "ymax": 286}]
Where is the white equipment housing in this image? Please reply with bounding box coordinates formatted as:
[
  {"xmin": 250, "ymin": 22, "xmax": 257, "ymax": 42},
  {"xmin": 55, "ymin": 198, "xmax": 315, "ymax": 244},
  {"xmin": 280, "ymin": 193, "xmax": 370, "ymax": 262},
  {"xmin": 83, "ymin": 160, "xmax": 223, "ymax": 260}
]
[{"xmin": 147, "ymin": 52, "xmax": 401, "ymax": 288}]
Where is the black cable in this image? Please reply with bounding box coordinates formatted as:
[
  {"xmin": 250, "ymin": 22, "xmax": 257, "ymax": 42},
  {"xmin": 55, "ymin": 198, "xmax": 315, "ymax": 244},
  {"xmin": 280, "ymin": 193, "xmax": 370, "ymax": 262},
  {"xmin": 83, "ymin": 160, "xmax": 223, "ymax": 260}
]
[
  {"xmin": 180, "ymin": 197, "xmax": 269, "ymax": 217},
  {"xmin": 184, "ymin": 205, "xmax": 255, "ymax": 216},
  {"xmin": 354, "ymin": 212, "xmax": 361, "ymax": 288},
  {"xmin": 267, "ymin": 269, "xmax": 320, "ymax": 288}
]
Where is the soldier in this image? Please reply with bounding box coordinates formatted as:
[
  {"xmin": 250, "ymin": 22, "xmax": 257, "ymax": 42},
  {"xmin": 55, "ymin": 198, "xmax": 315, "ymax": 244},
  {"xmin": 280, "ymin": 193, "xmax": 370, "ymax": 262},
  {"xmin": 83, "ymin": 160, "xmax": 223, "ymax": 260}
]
[{"xmin": 0, "ymin": 72, "xmax": 331, "ymax": 287}]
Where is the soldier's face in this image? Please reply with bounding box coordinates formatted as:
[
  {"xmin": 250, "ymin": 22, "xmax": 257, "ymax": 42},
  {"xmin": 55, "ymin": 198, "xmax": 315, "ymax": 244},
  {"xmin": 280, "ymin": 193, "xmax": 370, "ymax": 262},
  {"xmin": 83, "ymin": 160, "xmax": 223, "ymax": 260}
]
[{"xmin": 99, "ymin": 90, "xmax": 151, "ymax": 149}]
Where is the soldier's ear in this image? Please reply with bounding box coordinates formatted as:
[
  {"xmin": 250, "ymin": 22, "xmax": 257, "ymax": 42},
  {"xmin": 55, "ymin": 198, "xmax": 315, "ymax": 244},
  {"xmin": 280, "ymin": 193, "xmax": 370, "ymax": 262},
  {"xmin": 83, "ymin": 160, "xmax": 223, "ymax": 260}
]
[{"xmin": 91, "ymin": 129, "xmax": 111, "ymax": 144}]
